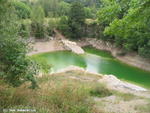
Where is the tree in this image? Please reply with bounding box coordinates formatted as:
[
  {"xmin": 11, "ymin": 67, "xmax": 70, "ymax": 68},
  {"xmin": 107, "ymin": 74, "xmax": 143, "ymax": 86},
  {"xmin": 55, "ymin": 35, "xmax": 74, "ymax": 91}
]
[
  {"xmin": 0, "ymin": 0, "xmax": 37, "ymax": 88},
  {"xmin": 67, "ymin": 2, "xmax": 86, "ymax": 39},
  {"xmin": 13, "ymin": 0, "xmax": 31, "ymax": 19},
  {"xmin": 84, "ymin": 7, "xmax": 94, "ymax": 18},
  {"xmin": 58, "ymin": 16, "xmax": 70, "ymax": 37},
  {"xmin": 31, "ymin": 5, "xmax": 46, "ymax": 38},
  {"xmin": 37, "ymin": 0, "xmax": 60, "ymax": 17},
  {"xmin": 58, "ymin": 1, "xmax": 70, "ymax": 16},
  {"xmin": 31, "ymin": 5, "xmax": 45, "ymax": 24},
  {"xmin": 104, "ymin": 0, "xmax": 150, "ymax": 58}
]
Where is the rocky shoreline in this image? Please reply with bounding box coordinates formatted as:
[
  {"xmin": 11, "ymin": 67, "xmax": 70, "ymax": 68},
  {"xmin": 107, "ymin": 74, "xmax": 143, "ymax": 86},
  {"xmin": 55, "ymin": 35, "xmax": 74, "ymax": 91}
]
[
  {"xmin": 77, "ymin": 38, "xmax": 150, "ymax": 72},
  {"xmin": 51, "ymin": 66, "xmax": 149, "ymax": 96},
  {"xmin": 29, "ymin": 38, "xmax": 150, "ymax": 72},
  {"xmin": 30, "ymin": 38, "xmax": 150, "ymax": 94}
]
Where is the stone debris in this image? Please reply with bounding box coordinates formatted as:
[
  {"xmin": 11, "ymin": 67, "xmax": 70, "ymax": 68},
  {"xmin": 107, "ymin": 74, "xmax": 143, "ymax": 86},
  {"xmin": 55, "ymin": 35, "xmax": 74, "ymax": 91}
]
[
  {"xmin": 61, "ymin": 39, "xmax": 85, "ymax": 54},
  {"xmin": 57, "ymin": 65, "xmax": 85, "ymax": 73},
  {"xmin": 98, "ymin": 75, "xmax": 147, "ymax": 92},
  {"xmin": 55, "ymin": 66, "xmax": 148, "ymax": 92}
]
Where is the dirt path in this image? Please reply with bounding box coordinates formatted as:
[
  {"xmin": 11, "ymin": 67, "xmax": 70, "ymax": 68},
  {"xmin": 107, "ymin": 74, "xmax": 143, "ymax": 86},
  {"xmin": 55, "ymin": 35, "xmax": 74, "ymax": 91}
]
[{"xmin": 54, "ymin": 29, "xmax": 65, "ymax": 39}]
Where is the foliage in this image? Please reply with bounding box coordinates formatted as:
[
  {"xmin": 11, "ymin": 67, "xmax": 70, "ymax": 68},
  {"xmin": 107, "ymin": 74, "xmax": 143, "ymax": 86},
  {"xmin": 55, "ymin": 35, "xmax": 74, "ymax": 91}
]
[
  {"xmin": 114, "ymin": 92, "xmax": 136, "ymax": 101},
  {"xmin": 0, "ymin": 76, "xmax": 100, "ymax": 113},
  {"xmin": 64, "ymin": 0, "xmax": 102, "ymax": 8},
  {"xmin": 58, "ymin": 1, "xmax": 71, "ymax": 16},
  {"xmin": 0, "ymin": 82, "xmax": 35, "ymax": 108},
  {"xmin": 31, "ymin": 5, "xmax": 45, "ymax": 24},
  {"xmin": 97, "ymin": 1, "xmax": 121, "ymax": 26},
  {"xmin": 40, "ymin": 82, "xmax": 94, "ymax": 113},
  {"xmin": 90, "ymin": 83, "xmax": 112, "ymax": 97},
  {"xmin": 19, "ymin": 19, "xmax": 31, "ymax": 38},
  {"xmin": 84, "ymin": 7, "xmax": 96, "ymax": 18},
  {"xmin": 37, "ymin": 0, "xmax": 70, "ymax": 17},
  {"xmin": 47, "ymin": 18, "xmax": 59, "ymax": 36},
  {"xmin": 31, "ymin": 5, "xmax": 46, "ymax": 38},
  {"xmin": 60, "ymin": 2, "xmax": 86, "ymax": 39},
  {"xmin": 0, "ymin": 0, "xmax": 37, "ymax": 88},
  {"xmin": 13, "ymin": 0, "xmax": 31, "ymax": 19},
  {"xmin": 58, "ymin": 16, "xmax": 70, "ymax": 37},
  {"xmin": 31, "ymin": 23, "xmax": 46, "ymax": 38},
  {"xmin": 97, "ymin": 0, "xmax": 150, "ymax": 58}
]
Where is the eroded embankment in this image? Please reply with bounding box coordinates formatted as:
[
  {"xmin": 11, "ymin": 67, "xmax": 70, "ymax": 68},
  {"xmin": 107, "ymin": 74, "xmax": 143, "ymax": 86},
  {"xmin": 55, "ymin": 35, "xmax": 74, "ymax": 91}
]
[
  {"xmin": 77, "ymin": 38, "xmax": 150, "ymax": 72},
  {"xmin": 29, "ymin": 37, "xmax": 150, "ymax": 72},
  {"xmin": 51, "ymin": 66, "xmax": 148, "ymax": 93}
]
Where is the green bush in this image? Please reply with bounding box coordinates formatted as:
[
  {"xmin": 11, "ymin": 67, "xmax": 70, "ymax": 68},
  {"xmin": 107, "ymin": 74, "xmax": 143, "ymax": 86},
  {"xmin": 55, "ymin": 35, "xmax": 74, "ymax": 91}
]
[
  {"xmin": 31, "ymin": 5, "xmax": 46, "ymax": 38},
  {"xmin": 19, "ymin": 20, "xmax": 31, "ymax": 38},
  {"xmin": 138, "ymin": 45, "xmax": 150, "ymax": 58},
  {"xmin": 47, "ymin": 18, "xmax": 59, "ymax": 36},
  {"xmin": 90, "ymin": 83, "xmax": 112, "ymax": 97},
  {"xmin": 38, "ymin": 82, "xmax": 95, "ymax": 113},
  {"xmin": 31, "ymin": 22, "xmax": 46, "ymax": 38},
  {"xmin": 58, "ymin": 2, "xmax": 86, "ymax": 39},
  {"xmin": 13, "ymin": 1, "xmax": 31, "ymax": 19},
  {"xmin": 58, "ymin": 16, "xmax": 70, "ymax": 37},
  {"xmin": 0, "ymin": 0, "xmax": 37, "ymax": 88},
  {"xmin": 0, "ymin": 82, "xmax": 35, "ymax": 108}
]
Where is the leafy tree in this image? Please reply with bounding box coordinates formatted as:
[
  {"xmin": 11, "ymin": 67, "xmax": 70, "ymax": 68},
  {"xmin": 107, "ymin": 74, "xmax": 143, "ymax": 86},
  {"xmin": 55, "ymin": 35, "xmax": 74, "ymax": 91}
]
[
  {"xmin": 47, "ymin": 18, "xmax": 59, "ymax": 36},
  {"xmin": 104, "ymin": 0, "xmax": 150, "ymax": 58},
  {"xmin": 97, "ymin": 0, "xmax": 121, "ymax": 26},
  {"xmin": 19, "ymin": 20, "xmax": 31, "ymax": 38},
  {"xmin": 67, "ymin": 2, "xmax": 86, "ymax": 39},
  {"xmin": 84, "ymin": 7, "xmax": 95, "ymax": 18},
  {"xmin": 0, "ymin": 0, "xmax": 37, "ymax": 88},
  {"xmin": 58, "ymin": 1, "xmax": 71, "ymax": 16},
  {"xmin": 13, "ymin": 0, "xmax": 31, "ymax": 19},
  {"xmin": 64, "ymin": 0, "xmax": 101, "ymax": 8},
  {"xmin": 37, "ymin": 0, "xmax": 60, "ymax": 17},
  {"xmin": 31, "ymin": 5, "xmax": 45, "ymax": 24},
  {"xmin": 58, "ymin": 16, "xmax": 70, "ymax": 37},
  {"xmin": 31, "ymin": 5, "xmax": 46, "ymax": 38},
  {"xmin": 58, "ymin": 2, "xmax": 86, "ymax": 39}
]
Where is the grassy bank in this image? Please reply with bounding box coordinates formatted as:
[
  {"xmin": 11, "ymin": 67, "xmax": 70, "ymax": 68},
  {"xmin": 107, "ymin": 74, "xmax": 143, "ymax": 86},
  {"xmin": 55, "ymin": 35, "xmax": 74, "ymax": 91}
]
[{"xmin": 0, "ymin": 71, "xmax": 149, "ymax": 113}]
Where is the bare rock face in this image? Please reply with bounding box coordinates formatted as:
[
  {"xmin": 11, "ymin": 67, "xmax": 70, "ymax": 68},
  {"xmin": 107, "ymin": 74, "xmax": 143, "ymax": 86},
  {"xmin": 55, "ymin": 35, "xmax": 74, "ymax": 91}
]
[
  {"xmin": 98, "ymin": 75, "xmax": 147, "ymax": 92},
  {"xmin": 61, "ymin": 39, "xmax": 85, "ymax": 54}
]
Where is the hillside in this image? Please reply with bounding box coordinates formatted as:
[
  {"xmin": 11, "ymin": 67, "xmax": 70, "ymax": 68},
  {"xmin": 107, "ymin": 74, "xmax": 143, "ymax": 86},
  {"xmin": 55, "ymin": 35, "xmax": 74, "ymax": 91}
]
[{"xmin": 1, "ymin": 66, "xmax": 150, "ymax": 113}]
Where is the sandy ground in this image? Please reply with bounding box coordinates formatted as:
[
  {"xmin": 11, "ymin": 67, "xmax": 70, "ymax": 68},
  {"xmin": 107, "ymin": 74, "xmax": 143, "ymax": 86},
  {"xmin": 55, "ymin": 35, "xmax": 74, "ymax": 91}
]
[{"xmin": 28, "ymin": 39, "xmax": 65, "ymax": 55}]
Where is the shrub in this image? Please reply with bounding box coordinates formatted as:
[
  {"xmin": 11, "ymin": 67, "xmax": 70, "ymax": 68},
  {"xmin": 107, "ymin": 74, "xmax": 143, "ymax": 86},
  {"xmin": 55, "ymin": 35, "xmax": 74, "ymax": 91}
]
[
  {"xmin": 19, "ymin": 20, "xmax": 31, "ymax": 38},
  {"xmin": 31, "ymin": 5, "xmax": 46, "ymax": 38},
  {"xmin": 36, "ymin": 82, "xmax": 96, "ymax": 113},
  {"xmin": 58, "ymin": 16, "xmax": 70, "ymax": 37},
  {"xmin": 31, "ymin": 22, "xmax": 46, "ymax": 38},
  {"xmin": 47, "ymin": 18, "xmax": 59, "ymax": 36},
  {"xmin": 13, "ymin": 1, "xmax": 31, "ymax": 19},
  {"xmin": 0, "ymin": 82, "xmax": 35, "ymax": 108},
  {"xmin": 90, "ymin": 83, "xmax": 112, "ymax": 97},
  {"xmin": 0, "ymin": 0, "xmax": 37, "ymax": 88}
]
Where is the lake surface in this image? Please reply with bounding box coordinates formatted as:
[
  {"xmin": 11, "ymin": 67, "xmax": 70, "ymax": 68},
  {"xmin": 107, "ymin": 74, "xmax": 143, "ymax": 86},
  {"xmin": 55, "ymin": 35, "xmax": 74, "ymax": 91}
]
[{"xmin": 32, "ymin": 46, "xmax": 150, "ymax": 88}]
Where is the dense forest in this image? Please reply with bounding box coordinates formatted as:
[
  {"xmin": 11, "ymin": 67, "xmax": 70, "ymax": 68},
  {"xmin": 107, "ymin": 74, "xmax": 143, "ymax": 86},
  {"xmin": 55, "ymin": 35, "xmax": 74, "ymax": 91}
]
[{"xmin": 13, "ymin": 0, "xmax": 150, "ymax": 58}]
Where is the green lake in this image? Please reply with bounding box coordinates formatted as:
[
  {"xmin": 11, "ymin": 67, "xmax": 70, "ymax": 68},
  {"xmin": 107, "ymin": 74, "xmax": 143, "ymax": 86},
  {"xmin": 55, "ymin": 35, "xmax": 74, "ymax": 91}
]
[{"xmin": 32, "ymin": 46, "xmax": 150, "ymax": 88}]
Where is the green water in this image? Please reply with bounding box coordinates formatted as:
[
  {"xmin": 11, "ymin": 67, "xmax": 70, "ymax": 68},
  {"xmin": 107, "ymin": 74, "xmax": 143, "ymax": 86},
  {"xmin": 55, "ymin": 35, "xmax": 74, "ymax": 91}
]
[{"xmin": 32, "ymin": 46, "xmax": 150, "ymax": 88}]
